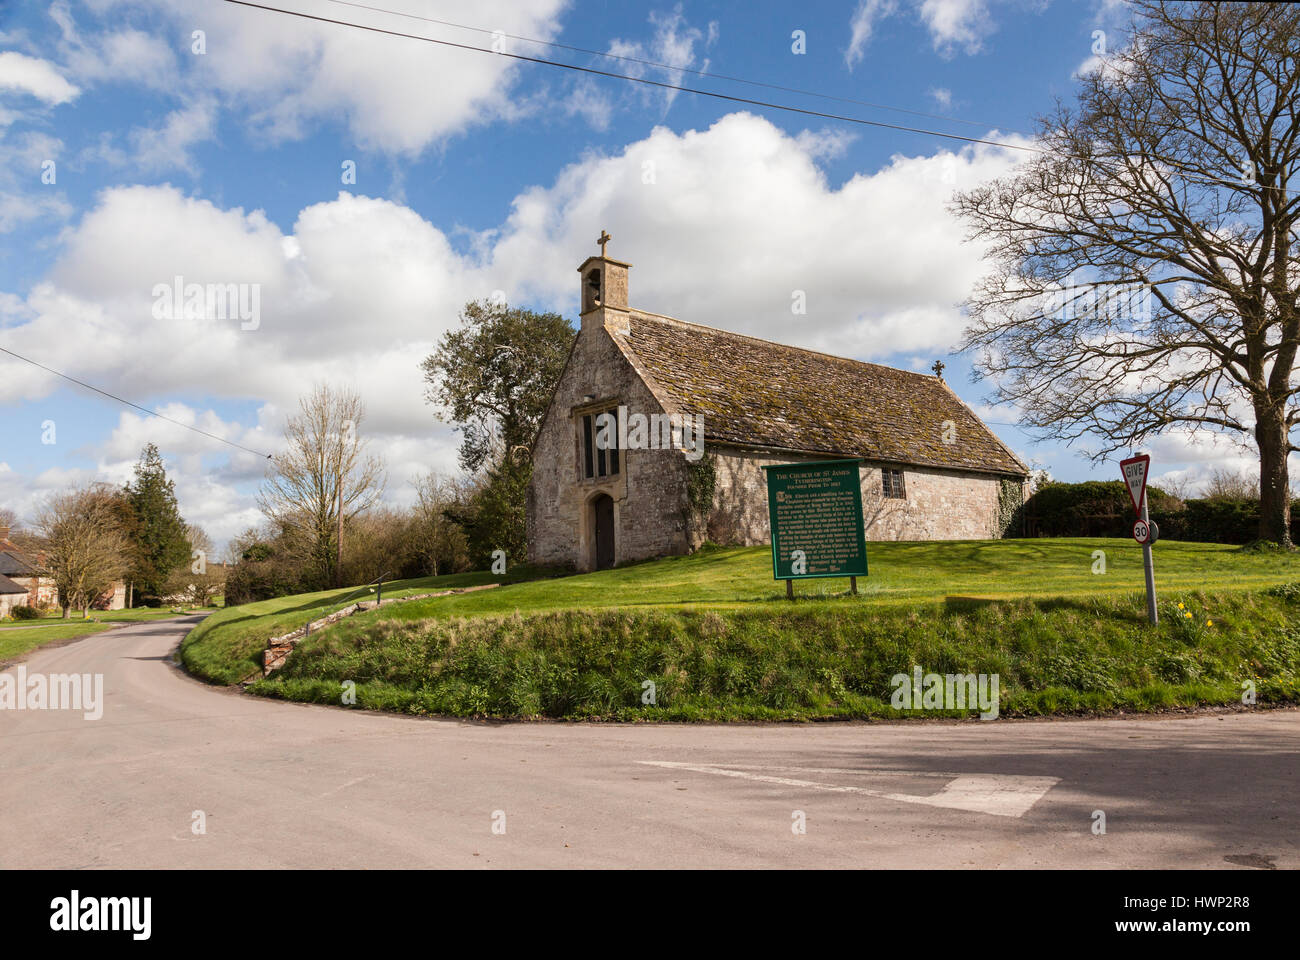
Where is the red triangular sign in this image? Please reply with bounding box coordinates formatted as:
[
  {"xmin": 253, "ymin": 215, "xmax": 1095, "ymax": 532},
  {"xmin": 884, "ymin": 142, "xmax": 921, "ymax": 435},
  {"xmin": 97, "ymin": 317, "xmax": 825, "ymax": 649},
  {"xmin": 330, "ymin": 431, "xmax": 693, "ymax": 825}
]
[{"xmin": 1120, "ymin": 454, "xmax": 1150, "ymax": 516}]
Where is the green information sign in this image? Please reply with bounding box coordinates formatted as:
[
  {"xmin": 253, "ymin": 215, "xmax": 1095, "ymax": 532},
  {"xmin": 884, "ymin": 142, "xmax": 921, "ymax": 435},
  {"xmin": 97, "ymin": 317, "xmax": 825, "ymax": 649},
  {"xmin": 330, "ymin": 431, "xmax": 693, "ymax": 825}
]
[{"xmin": 762, "ymin": 459, "xmax": 868, "ymax": 581}]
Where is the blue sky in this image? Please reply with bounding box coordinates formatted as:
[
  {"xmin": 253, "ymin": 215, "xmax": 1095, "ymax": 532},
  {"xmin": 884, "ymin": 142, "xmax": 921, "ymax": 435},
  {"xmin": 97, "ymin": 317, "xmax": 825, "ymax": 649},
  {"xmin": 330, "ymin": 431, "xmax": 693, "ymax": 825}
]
[{"xmin": 0, "ymin": 0, "xmax": 1261, "ymax": 546}]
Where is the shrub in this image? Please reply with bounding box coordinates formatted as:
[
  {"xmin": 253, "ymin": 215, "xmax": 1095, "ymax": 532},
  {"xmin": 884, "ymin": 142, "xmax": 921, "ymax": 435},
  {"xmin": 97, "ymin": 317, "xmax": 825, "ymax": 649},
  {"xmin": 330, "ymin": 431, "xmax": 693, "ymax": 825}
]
[
  {"xmin": 1025, "ymin": 481, "xmax": 1182, "ymax": 537},
  {"xmin": 1026, "ymin": 481, "xmax": 1296, "ymax": 543},
  {"xmin": 9, "ymin": 605, "xmax": 39, "ymax": 620}
]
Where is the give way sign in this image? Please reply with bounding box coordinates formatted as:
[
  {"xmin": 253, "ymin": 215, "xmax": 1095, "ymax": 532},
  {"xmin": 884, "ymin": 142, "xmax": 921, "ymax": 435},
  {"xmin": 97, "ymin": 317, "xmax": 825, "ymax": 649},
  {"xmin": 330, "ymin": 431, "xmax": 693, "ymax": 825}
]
[{"xmin": 1119, "ymin": 454, "xmax": 1150, "ymax": 516}]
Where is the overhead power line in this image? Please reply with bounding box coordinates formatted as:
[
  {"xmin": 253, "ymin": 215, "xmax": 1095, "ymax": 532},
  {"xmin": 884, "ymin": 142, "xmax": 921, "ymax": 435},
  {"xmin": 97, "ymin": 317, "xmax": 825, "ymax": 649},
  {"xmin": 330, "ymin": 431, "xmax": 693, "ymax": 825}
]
[
  {"xmin": 322, "ymin": 0, "xmax": 1024, "ymax": 134},
  {"xmin": 227, "ymin": 0, "xmax": 1297, "ymax": 198},
  {"xmin": 222, "ymin": 0, "xmax": 1040, "ymax": 154},
  {"xmin": 0, "ymin": 345, "xmax": 273, "ymax": 460}
]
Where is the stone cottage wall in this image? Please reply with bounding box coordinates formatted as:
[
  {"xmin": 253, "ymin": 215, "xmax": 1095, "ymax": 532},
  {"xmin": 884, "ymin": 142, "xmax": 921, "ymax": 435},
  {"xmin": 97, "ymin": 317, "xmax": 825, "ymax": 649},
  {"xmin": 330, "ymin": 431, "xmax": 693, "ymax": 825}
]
[{"xmin": 704, "ymin": 443, "xmax": 1013, "ymax": 544}]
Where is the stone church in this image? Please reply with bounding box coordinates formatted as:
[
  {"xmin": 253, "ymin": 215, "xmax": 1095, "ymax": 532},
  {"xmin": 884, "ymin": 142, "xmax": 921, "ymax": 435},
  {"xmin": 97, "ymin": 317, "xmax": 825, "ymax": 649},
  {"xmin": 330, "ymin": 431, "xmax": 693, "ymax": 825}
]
[{"xmin": 526, "ymin": 236, "xmax": 1029, "ymax": 572}]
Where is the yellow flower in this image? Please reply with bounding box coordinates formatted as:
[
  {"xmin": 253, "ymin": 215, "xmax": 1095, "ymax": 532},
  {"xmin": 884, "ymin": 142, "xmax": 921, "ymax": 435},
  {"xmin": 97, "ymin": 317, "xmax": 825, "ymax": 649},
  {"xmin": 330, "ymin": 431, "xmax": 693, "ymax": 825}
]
[
  {"xmin": 1185, "ymin": 612, "xmax": 1192, "ymax": 619},
  {"xmin": 1207, "ymin": 620, "xmax": 1213, "ymax": 627},
  {"xmin": 1177, "ymin": 602, "xmax": 1184, "ymax": 610}
]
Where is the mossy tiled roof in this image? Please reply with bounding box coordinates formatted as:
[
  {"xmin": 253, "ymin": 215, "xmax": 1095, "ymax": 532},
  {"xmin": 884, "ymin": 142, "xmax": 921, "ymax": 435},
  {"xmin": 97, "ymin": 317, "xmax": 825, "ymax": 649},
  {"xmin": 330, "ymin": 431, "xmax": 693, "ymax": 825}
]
[{"xmin": 613, "ymin": 312, "xmax": 1026, "ymax": 477}]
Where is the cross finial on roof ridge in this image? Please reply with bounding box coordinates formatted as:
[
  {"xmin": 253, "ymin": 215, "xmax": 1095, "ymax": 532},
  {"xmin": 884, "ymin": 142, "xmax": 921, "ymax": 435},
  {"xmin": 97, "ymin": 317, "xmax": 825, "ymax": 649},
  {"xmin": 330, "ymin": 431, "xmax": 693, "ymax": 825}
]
[{"xmin": 597, "ymin": 229, "xmax": 611, "ymax": 257}]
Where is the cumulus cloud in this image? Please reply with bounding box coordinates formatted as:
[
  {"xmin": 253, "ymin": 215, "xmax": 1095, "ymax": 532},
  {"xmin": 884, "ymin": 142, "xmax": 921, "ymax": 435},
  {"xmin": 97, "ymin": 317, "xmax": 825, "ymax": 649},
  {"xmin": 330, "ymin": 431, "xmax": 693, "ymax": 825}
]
[
  {"xmin": 489, "ymin": 112, "xmax": 1026, "ymax": 357},
  {"xmin": 919, "ymin": 0, "xmax": 995, "ymax": 57},
  {"xmin": 0, "ymin": 51, "xmax": 80, "ymax": 104},
  {"xmin": 2, "ymin": 113, "xmax": 1027, "ymax": 544}
]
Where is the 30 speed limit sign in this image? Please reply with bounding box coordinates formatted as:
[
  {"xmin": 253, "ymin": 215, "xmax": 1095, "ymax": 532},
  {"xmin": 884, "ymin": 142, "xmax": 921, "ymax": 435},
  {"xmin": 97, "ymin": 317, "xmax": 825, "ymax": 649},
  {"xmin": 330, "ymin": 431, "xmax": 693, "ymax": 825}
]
[{"xmin": 1132, "ymin": 518, "xmax": 1159, "ymax": 545}]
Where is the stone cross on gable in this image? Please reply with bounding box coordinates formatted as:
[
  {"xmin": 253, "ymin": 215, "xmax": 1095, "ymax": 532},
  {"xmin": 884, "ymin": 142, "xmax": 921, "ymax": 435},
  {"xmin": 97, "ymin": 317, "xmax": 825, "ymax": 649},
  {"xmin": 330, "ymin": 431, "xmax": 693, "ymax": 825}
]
[
  {"xmin": 932, "ymin": 360, "xmax": 945, "ymax": 380},
  {"xmin": 597, "ymin": 230, "xmax": 612, "ymax": 257}
]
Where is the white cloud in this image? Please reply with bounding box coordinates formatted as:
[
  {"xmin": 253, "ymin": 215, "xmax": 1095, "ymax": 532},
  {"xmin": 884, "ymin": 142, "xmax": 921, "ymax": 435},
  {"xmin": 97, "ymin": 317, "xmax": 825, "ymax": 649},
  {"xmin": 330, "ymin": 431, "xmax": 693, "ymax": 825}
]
[
  {"xmin": 846, "ymin": 0, "xmax": 899, "ymax": 69},
  {"xmin": 52, "ymin": 0, "xmax": 570, "ymax": 156},
  {"xmin": 0, "ymin": 192, "xmax": 74, "ymax": 233},
  {"xmin": 489, "ymin": 112, "xmax": 1027, "ymax": 358},
  {"xmin": 129, "ymin": 97, "xmax": 218, "ymax": 173},
  {"xmin": 1, "ymin": 113, "xmax": 1028, "ymax": 546},
  {"xmin": 0, "ymin": 51, "xmax": 80, "ymax": 105},
  {"xmin": 606, "ymin": 4, "xmax": 715, "ymax": 110},
  {"xmin": 930, "ymin": 87, "xmax": 953, "ymax": 108},
  {"xmin": 847, "ymin": 0, "xmax": 1004, "ymax": 63},
  {"xmin": 919, "ymin": 0, "xmax": 994, "ymax": 57}
]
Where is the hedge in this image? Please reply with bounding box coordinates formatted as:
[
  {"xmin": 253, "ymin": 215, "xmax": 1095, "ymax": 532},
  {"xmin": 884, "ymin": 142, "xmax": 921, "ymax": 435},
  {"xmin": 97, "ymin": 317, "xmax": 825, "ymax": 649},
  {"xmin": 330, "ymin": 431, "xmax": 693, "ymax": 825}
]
[{"xmin": 1024, "ymin": 481, "xmax": 1297, "ymax": 543}]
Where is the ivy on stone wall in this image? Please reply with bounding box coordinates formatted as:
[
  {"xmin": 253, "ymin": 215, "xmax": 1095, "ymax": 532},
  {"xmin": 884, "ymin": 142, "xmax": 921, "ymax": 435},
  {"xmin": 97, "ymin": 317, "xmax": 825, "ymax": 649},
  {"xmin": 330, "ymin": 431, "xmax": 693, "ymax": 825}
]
[
  {"xmin": 685, "ymin": 453, "xmax": 718, "ymax": 521},
  {"xmin": 997, "ymin": 478, "xmax": 1024, "ymax": 539}
]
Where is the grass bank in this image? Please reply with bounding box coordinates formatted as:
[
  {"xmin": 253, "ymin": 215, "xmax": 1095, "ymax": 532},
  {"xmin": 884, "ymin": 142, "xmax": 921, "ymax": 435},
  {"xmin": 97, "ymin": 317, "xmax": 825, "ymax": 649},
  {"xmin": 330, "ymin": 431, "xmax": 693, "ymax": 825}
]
[
  {"xmin": 247, "ymin": 587, "xmax": 1300, "ymax": 720},
  {"xmin": 180, "ymin": 538, "xmax": 1300, "ymax": 719},
  {"xmin": 179, "ymin": 568, "xmax": 548, "ymax": 684}
]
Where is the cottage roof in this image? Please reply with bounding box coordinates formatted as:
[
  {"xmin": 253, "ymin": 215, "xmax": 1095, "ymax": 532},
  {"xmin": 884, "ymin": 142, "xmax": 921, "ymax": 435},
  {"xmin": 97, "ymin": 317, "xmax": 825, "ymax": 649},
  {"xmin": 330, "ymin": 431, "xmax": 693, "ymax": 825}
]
[
  {"xmin": 0, "ymin": 550, "xmax": 40, "ymax": 577},
  {"xmin": 610, "ymin": 313, "xmax": 1027, "ymax": 477},
  {"xmin": 0, "ymin": 573, "xmax": 27, "ymax": 595}
]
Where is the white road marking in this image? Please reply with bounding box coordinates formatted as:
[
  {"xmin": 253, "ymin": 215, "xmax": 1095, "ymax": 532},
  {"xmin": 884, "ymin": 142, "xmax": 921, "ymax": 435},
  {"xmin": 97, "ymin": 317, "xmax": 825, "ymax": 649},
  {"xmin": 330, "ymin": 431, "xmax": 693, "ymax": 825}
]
[{"xmin": 636, "ymin": 761, "xmax": 1059, "ymax": 818}]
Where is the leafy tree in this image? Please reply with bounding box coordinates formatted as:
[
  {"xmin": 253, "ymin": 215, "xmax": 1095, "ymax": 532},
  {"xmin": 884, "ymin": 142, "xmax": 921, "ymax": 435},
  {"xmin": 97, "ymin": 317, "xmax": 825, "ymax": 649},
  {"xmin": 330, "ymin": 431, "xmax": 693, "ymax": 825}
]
[
  {"xmin": 422, "ymin": 299, "xmax": 575, "ymax": 473},
  {"xmin": 123, "ymin": 443, "xmax": 191, "ymax": 599},
  {"xmin": 421, "ymin": 299, "xmax": 574, "ymax": 569},
  {"xmin": 955, "ymin": 1, "xmax": 1299, "ymax": 546}
]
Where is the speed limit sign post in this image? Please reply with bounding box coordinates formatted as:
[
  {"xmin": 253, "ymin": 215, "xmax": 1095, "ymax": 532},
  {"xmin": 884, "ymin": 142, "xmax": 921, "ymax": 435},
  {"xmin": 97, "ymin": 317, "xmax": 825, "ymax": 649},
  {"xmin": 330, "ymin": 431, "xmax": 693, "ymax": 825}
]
[{"xmin": 1120, "ymin": 454, "xmax": 1159, "ymax": 626}]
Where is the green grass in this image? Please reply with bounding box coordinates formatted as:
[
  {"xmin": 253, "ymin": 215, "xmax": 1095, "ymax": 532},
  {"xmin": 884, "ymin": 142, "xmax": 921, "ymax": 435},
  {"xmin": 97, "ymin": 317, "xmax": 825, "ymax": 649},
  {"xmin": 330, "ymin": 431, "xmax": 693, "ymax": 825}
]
[
  {"xmin": 179, "ymin": 567, "xmax": 550, "ymax": 684},
  {"xmin": 0, "ymin": 621, "xmax": 118, "ymax": 661},
  {"xmin": 0, "ymin": 606, "xmax": 218, "ymax": 662},
  {"xmin": 369, "ymin": 538, "xmax": 1300, "ymax": 621},
  {"xmin": 181, "ymin": 538, "xmax": 1300, "ymax": 713},
  {"xmin": 248, "ymin": 588, "xmax": 1300, "ymax": 721}
]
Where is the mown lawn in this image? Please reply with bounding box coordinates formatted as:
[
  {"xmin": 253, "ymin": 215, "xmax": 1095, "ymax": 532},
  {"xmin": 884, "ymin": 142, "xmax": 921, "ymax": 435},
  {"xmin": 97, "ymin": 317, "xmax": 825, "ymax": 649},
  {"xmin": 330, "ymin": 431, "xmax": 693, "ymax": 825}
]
[
  {"xmin": 0, "ymin": 622, "xmax": 118, "ymax": 661},
  {"xmin": 181, "ymin": 538, "xmax": 1300, "ymax": 710},
  {"xmin": 0, "ymin": 607, "xmax": 218, "ymax": 662}
]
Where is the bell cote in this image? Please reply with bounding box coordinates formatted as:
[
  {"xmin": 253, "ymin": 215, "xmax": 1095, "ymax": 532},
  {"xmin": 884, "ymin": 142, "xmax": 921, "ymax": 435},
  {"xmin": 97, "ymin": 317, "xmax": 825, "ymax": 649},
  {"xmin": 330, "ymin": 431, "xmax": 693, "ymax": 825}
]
[{"xmin": 578, "ymin": 229, "xmax": 629, "ymax": 331}]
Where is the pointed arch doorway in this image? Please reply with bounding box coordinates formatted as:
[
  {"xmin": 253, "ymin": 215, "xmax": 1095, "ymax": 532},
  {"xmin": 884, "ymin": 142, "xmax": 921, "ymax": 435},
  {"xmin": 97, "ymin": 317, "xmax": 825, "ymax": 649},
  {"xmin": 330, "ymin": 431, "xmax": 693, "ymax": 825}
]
[{"xmin": 591, "ymin": 493, "xmax": 615, "ymax": 570}]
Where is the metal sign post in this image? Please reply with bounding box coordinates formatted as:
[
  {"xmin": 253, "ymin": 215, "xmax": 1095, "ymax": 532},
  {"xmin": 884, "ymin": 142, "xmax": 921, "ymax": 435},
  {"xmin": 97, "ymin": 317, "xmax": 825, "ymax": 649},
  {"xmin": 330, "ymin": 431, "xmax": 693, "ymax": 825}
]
[{"xmin": 1120, "ymin": 454, "xmax": 1158, "ymax": 626}]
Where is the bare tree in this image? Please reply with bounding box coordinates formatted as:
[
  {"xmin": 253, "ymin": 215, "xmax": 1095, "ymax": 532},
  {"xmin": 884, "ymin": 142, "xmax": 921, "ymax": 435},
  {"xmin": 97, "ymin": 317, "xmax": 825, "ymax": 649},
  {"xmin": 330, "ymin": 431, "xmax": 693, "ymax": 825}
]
[
  {"xmin": 257, "ymin": 384, "xmax": 386, "ymax": 587},
  {"xmin": 1203, "ymin": 466, "xmax": 1261, "ymax": 501},
  {"xmin": 35, "ymin": 485, "xmax": 128, "ymax": 618},
  {"xmin": 409, "ymin": 471, "xmax": 470, "ymax": 577},
  {"xmin": 955, "ymin": 1, "xmax": 1299, "ymax": 545},
  {"xmin": 163, "ymin": 524, "xmax": 223, "ymax": 606}
]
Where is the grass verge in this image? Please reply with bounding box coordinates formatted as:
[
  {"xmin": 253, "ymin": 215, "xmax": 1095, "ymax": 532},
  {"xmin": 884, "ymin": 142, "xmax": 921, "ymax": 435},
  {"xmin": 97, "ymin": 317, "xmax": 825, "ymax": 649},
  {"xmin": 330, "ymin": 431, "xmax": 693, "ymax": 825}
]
[{"xmin": 246, "ymin": 586, "xmax": 1300, "ymax": 721}]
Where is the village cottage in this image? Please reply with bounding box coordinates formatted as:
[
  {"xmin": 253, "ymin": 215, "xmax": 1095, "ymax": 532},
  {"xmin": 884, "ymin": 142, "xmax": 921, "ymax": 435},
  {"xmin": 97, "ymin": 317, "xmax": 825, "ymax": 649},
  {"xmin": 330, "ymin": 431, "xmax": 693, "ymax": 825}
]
[
  {"xmin": 526, "ymin": 236, "xmax": 1029, "ymax": 572},
  {"xmin": 0, "ymin": 526, "xmax": 125, "ymax": 613}
]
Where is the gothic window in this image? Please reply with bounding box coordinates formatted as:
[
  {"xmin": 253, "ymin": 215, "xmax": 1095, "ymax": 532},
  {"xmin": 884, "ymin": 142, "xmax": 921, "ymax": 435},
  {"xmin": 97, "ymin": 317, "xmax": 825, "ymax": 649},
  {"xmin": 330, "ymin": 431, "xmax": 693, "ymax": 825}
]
[{"xmin": 580, "ymin": 407, "xmax": 620, "ymax": 479}]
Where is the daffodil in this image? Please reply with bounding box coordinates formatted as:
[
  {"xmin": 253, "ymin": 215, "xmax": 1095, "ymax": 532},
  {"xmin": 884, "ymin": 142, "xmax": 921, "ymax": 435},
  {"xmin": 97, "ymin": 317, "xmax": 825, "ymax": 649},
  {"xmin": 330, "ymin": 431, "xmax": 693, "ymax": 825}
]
[
  {"xmin": 1185, "ymin": 612, "xmax": 1192, "ymax": 618},
  {"xmin": 1207, "ymin": 620, "xmax": 1213, "ymax": 627},
  {"xmin": 1177, "ymin": 602, "xmax": 1185, "ymax": 610}
]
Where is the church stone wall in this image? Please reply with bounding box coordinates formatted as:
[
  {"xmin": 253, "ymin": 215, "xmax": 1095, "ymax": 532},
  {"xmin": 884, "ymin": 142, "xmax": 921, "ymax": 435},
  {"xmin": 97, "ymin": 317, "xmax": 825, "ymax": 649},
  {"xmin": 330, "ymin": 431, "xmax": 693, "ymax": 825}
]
[
  {"xmin": 527, "ymin": 323, "xmax": 691, "ymax": 571},
  {"xmin": 704, "ymin": 444, "xmax": 1013, "ymax": 545}
]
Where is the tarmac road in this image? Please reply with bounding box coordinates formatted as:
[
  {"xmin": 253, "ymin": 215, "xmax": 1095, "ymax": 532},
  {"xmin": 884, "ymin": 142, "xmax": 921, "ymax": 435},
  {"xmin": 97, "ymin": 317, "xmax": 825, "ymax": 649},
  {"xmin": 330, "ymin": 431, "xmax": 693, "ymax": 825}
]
[{"xmin": 1, "ymin": 616, "xmax": 1294, "ymax": 869}]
